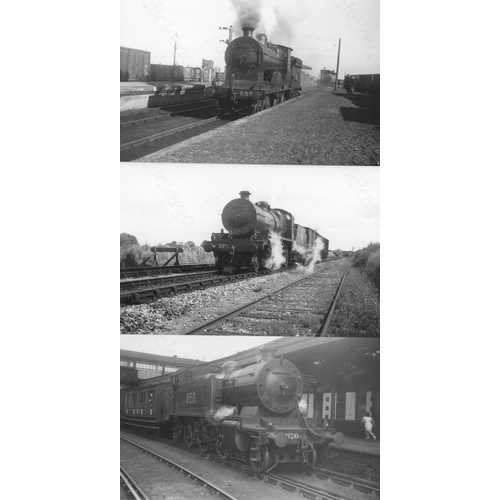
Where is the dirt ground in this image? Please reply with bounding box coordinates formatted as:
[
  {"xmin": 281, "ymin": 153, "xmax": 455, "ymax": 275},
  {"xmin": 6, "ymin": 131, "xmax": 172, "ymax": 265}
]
[{"xmin": 136, "ymin": 88, "xmax": 380, "ymax": 166}]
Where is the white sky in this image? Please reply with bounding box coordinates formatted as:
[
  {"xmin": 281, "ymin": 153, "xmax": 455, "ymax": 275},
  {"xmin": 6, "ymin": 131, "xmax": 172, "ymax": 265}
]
[
  {"xmin": 120, "ymin": 164, "xmax": 380, "ymax": 251},
  {"xmin": 120, "ymin": 0, "xmax": 380, "ymax": 78},
  {"xmin": 120, "ymin": 335, "xmax": 278, "ymax": 361}
]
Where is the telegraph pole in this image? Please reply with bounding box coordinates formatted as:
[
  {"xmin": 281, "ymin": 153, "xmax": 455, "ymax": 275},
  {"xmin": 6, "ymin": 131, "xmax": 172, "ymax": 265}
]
[
  {"xmin": 335, "ymin": 38, "xmax": 341, "ymax": 90},
  {"xmin": 172, "ymin": 35, "xmax": 177, "ymax": 82}
]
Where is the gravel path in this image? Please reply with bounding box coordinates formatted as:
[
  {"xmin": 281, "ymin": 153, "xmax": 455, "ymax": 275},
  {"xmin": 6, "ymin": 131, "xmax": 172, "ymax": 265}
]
[{"xmin": 135, "ymin": 88, "xmax": 380, "ymax": 166}]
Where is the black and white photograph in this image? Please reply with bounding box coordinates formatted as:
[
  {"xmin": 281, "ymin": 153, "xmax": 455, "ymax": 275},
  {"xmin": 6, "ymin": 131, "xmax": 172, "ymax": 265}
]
[
  {"xmin": 120, "ymin": 0, "xmax": 380, "ymax": 164},
  {"xmin": 120, "ymin": 164, "xmax": 380, "ymax": 336},
  {"xmin": 120, "ymin": 336, "xmax": 380, "ymax": 499}
]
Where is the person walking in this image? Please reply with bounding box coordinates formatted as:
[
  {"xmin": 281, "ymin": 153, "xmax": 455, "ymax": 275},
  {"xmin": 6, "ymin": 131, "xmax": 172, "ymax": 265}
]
[
  {"xmin": 360, "ymin": 412, "xmax": 376, "ymax": 440},
  {"xmin": 344, "ymin": 75, "xmax": 351, "ymax": 95}
]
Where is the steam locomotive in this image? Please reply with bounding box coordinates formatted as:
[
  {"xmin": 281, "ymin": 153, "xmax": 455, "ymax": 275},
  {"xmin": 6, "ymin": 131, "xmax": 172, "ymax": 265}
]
[
  {"xmin": 201, "ymin": 191, "xmax": 329, "ymax": 272},
  {"xmin": 121, "ymin": 347, "xmax": 344, "ymax": 473},
  {"xmin": 205, "ymin": 27, "xmax": 303, "ymax": 116}
]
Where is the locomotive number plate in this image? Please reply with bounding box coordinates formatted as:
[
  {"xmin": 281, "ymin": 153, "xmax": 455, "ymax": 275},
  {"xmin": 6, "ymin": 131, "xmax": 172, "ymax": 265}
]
[
  {"xmin": 216, "ymin": 244, "xmax": 229, "ymax": 249},
  {"xmin": 237, "ymin": 91, "xmax": 250, "ymax": 97},
  {"xmin": 185, "ymin": 392, "xmax": 196, "ymax": 404},
  {"xmin": 285, "ymin": 432, "xmax": 301, "ymax": 440}
]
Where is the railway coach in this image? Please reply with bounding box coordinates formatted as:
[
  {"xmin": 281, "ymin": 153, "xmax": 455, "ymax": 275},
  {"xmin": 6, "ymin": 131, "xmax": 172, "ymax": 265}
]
[
  {"xmin": 201, "ymin": 191, "xmax": 329, "ymax": 272},
  {"xmin": 121, "ymin": 348, "xmax": 344, "ymax": 473}
]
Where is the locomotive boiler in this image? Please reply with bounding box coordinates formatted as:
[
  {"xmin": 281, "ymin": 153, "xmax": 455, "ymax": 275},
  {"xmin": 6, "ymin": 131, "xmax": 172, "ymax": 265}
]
[
  {"xmin": 201, "ymin": 191, "xmax": 329, "ymax": 272},
  {"xmin": 205, "ymin": 27, "xmax": 303, "ymax": 116},
  {"xmin": 121, "ymin": 347, "xmax": 344, "ymax": 473}
]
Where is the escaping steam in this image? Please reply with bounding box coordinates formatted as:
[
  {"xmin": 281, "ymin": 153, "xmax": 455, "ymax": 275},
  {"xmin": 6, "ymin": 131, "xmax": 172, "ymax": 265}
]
[
  {"xmin": 306, "ymin": 238, "xmax": 325, "ymax": 273},
  {"xmin": 298, "ymin": 398, "xmax": 308, "ymax": 415},
  {"xmin": 293, "ymin": 238, "xmax": 325, "ymax": 274},
  {"xmin": 212, "ymin": 406, "xmax": 237, "ymax": 421},
  {"xmin": 264, "ymin": 231, "xmax": 286, "ymax": 270}
]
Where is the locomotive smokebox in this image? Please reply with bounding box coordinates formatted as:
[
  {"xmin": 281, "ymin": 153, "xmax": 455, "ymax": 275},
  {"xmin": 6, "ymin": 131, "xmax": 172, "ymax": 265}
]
[
  {"xmin": 239, "ymin": 190, "xmax": 251, "ymax": 200},
  {"xmin": 242, "ymin": 26, "xmax": 254, "ymax": 37}
]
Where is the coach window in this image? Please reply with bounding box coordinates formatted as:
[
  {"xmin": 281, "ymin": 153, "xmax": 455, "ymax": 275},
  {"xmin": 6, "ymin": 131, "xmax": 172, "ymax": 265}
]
[{"xmin": 149, "ymin": 390, "xmax": 155, "ymax": 402}]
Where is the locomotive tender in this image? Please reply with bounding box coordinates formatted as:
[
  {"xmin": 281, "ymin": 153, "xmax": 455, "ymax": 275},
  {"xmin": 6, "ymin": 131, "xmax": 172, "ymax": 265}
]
[
  {"xmin": 201, "ymin": 191, "xmax": 329, "ymax": 272},
  {"xmin": 121, "ymin": 348, "xmax": 344, "ymax": 473},
  {"xmin": 205, "ymin": 27, "xmax": 303, "ymax": 116}
]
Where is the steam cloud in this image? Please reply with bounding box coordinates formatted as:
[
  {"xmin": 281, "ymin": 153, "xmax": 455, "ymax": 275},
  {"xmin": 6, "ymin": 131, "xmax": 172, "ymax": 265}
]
[
  {"xmin": 306, "ymin": 238, "xmax": 325, "ymax": 273},
  {"xmin": 298, "ymin": 398, "xmax": 308, "ymax": 414},
  {"xmin": 212, "ymin": 406, "xmax": 237, "ymax": 421},
  {"xmin": 264, "ymin": 231, "xmax": 286, "ymax": 270},
  {"xmin": 293, "ymin": 238, "xmax": 325, "ymax": 274}
]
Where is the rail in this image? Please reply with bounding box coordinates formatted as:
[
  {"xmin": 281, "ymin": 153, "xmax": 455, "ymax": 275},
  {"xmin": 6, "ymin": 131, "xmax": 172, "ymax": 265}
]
[{"xmin": 121, "ymin": 437, "xmax": 239, "ymax": 500}]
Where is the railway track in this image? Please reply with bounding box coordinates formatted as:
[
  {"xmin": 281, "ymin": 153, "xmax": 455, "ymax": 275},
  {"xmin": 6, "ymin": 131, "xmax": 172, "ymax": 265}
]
[
  {"xmin": 121, "ymin": 433, "xmax": 379, "ymax": 500},
  {"xmin": 120, "ymin": 466, "xmax": 150, "ymax": 500},
  {"xmin": 182, "ymin": 260, "xmax": 350, "ymax": 336},
  {"xmin": 120, "ymin": 270, "xmax": 217, "ymax": 292},
  {"xmin": 120, "ymin": 269, "xmax": 271, "ymax": 304},
  {"xmin": 120, "ymin": 99, "xmax": 217, "ymax": 124},
  {"xmin": 120, "ymin": 86, "xmax": 323, "ymax": 160},
  {"xmin": 121, "ymin": 437, "xmax": 240, "ymax": 500},
  {"xmin": 120, "ymin": 264, "xmax": 215, "ymax": 279}
]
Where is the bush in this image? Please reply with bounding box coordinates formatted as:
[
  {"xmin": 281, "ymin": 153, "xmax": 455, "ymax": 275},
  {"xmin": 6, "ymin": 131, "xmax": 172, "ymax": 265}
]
[
  {"xmin": 120, "ymin": 242, "xmax": 215, "ymax": 268},
  {"xmin": 352, "ymin": 242, "xmax": 380, "ymax": 289}
]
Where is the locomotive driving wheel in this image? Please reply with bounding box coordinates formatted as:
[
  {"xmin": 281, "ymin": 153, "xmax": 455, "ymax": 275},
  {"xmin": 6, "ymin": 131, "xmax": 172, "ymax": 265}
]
[
  {"xmin": 183, "ymin": 424, "xmax": 196, "ymax": 448},
  {"xmin": 172, "ymin": 426, "xmax": 180, "ymax": 444},
  {"xmin": 249, "ymin": 439, "xmax": 270, "ymax": 473},
  {"xmin": 249, "ymin": 252, "xmax": 260, "ymax": 272},
  {"xmin": 198, "ymin": 423, "xmax": 210, "ymax": 452},
  {"xmin": 215, "ymin": 439, "xmax": 231, "ymax": 459}
]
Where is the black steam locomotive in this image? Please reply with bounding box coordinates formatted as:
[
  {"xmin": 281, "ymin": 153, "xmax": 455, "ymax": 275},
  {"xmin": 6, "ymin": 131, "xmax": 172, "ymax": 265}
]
[
  {"xmin": 121, "ymin": 347, "xmax": 344, "ymax": 473},
  {"xmin": 205, "ymin": 27, "xmax": 303, "ymax": 116},
  {"xmin": 201, "ymin": 191, "xmax": 329, "ymax": 272}
]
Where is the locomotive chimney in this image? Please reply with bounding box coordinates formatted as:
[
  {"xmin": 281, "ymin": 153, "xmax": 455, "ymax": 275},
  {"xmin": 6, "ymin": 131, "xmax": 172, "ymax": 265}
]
[
  {"xmin": 242, "ymin": 26, "xmax": 254, "ymax": 37},
  {"xmin": 239, "ymin": 190, "xmax": 251, "ymax": 200},
  {"xmin": 260, "ymin": 347, "xmax": 278, "ymax": 361}
]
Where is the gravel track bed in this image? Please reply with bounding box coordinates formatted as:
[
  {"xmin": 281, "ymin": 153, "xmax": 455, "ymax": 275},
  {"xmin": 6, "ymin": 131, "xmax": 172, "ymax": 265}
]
[
  {"xmin": 136, "ymin": 88, "xmax": 379, "ymax": 165},
  {"xmin": 206, "ymin": 261, "xmax": 349, "ymax": 336},
  {"xmin": 120, "ymin": 261, "xmax": 344, "ymax": 335}
]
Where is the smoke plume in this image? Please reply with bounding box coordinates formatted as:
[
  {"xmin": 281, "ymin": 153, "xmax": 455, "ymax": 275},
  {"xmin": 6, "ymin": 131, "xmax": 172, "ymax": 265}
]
[
  {"xmin": 264, "ymin": 231, "xmax": 286, "ymax": 270},
  {"xmin": 230, "ymin": 0, "xmax": 262, "ymax": 30},
  {"xmin": 230, "ymin": 0, "xmax": 306, "ymax": 45}
]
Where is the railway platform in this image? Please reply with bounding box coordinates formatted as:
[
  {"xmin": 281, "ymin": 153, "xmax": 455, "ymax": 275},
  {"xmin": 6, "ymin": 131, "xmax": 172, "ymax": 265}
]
[
  {"xmin": 331, "ymin": 436, "xmax": 380, "ymax": 456},
  {"xmin": 133, "ymin": 87, "xmax": 380, "ymax": 166},
  {"xmin": 120, "ymin": 81, "xmax": 212, "ymax": 112}
]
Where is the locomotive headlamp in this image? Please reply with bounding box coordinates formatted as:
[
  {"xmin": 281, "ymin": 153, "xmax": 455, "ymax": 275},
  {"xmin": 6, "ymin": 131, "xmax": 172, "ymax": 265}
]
[{"xmin": 251, "ymin": 91, "xmax": 261, "ymax": 101}]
